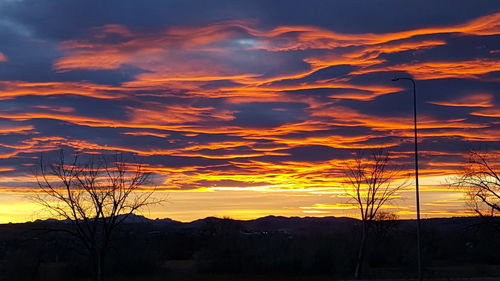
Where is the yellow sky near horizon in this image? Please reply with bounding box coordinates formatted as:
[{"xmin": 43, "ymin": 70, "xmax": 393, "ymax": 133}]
[{"xmin": 0, "ymin": 174, "xmax": 473, "ymax": 224}]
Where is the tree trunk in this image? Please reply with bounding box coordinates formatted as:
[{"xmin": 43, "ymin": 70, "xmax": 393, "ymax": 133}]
[
  {"xmin": 93, "ymin": 251, "xmax": 103, "ymax": 281},
  {"xmin": 354, "ymin": 222, "xmax": 367, "ymax": 279}
]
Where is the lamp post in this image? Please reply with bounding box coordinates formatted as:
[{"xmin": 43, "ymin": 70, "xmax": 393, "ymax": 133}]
[{"xmin": 392, "ymin": 77, "xmax": 422, "ymax": 281}]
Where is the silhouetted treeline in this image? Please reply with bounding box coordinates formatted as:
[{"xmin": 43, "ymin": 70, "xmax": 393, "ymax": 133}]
[{"xmin": 0, "ymin": 215, "xmax": 499, "ymax": 280}]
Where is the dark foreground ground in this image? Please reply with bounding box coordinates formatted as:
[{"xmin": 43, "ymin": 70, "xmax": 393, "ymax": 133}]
[
  {"xmin": 1, "ymin": 215, "xmax": 499, "ymax": 280},
  {"xmin": 34, "ymin": 260, "xmax": 500, "ymax": 281}
]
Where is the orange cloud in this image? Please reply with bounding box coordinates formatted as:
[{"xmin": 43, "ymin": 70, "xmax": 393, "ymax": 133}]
[
  {"xmin": 93, "ymin": 24, "xmax": 132, "ymax": 37},
  {"xmin": 429, "ymin": 93, "xmax": 495, "ymax": 107},
  {"xmin": 51, "ymin": 12, "xmax": 500, "ymax": 106},
  {"xmin": 471, "ymin": 108, "xmax": 500, "ymax": 118},
  {"xmin": 0, "ymin": 125, "xmax": 34, "ymax": 135},
  {"xmin": 33, "ymin": 105, "xmax": 76, "ymax": 113},
  {"xmin": 54, "ymin": 20, "xmax": 250, "ymax": 72},
  {"xmin": 220, "ymin": 82, "xmax": 403, "ymax": 101},
  {"xmin": 300, "ymin": 203, "xmax": 405, "ymax": 214},
  {"xmin": 54, "ymin": 51, "xmax": 130, "ymax": 71},
  {"xmin": 0, "ymin": 136, "xmax": 67, "ymax": 159},
  {"xmin": 121, "ymin": 131, "xmax": 170, "ymax": 138},
  {"xmin": 397, "ymin": 210, "xmax": 473, "ymax": 217},
  {"xmin": 248, "ymin": 12, "xmax": 500, "ymax": 51},
  {"xmin": 53, "ymin": 13, "xmax": 499, "ymax": 77},
  {"xmin": 128, "ymin": 104, "xmax": 235, "ymax": 124},
  {"xmin": 303, "ymin": 40, "xmax": 446, "ymax": 71},
  {"xmin": 312, "ymin": 106, "xmax": 487, "ymax": 131},
  {"xmin": 0, "ymin": 111, "xmax": 209, "ymax": 133},
  {"xmin": 414, "ymin": 128, "xmax": 500, "ymax": 141},
  {"xmin": 0, "ymin": 52, "xmax": 7, "ymax": 62},
  {"xmin": 181, "ymin": 141, "xmax": 255, "ymax": 152},
  {"xmin": 350, "ymin": 59, "xmax": 500, "ymax": 80},
  {"xmin": 0, "ymin": 81, "xmax": 126, "ymax": 100}
]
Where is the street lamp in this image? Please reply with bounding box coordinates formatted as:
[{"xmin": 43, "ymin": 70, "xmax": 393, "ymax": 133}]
[{"xmin": 392, "ymin": 77, "xmax": 422, "ymax": 281}]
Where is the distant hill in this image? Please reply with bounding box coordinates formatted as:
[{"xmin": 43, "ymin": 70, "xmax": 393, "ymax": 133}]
[
  {"xmin": 8, "ymin": 214, "xmax": 498, "ymax": 236},
  {"xmin": 31, "ymin": 213, "xmax": 181, "ymax": 225}
]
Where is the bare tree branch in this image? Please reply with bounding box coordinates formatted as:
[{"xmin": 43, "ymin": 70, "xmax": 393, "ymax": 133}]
[
  {"xmin": 342, "ymin": 148, "xmax": 408, "ymax": 279},
  {"xmin": 453, "ymin": 150, "xmax": 499, "ymax": 218},
  {"xmin": 31, "ymin": 150, "xmax": 160, "ymax": 281}
]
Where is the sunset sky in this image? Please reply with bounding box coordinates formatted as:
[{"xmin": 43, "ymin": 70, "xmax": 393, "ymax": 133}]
[{"xmin": 0, "ymin": 0, "xmax": 499, "ymax": 223}]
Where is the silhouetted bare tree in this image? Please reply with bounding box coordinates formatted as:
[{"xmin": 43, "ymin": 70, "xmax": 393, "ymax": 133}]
[
  {"xmin": 343, "ymin": 149, "xmax": 407, "ymax": 279},
  {"xmin": 455, "ymin": 150, "xmax": 499, "ymax": 218},
  {"xmin": 33, "ymin": 151, "xmax": 157, "ymax": 281}
]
